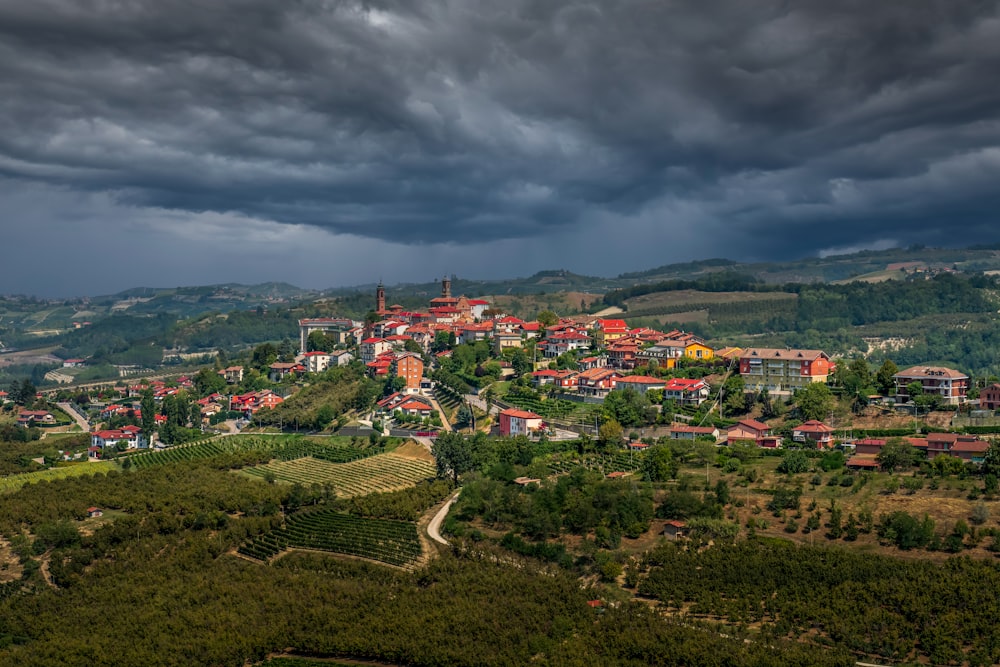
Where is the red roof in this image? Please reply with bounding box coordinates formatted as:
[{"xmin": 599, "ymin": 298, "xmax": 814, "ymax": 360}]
[
  {"xmin": 732, "ymin": 419, "xmax": 769, "ymax": 432},
  {"xmin": 397, "ymin": 401, "xmax": 433, "ymax": 412},
  {"xmin": 794, "ymin": 420, "xmax": 833, "ymax": 434},
  {"xmin": 664, "ymin": 378, "xmax": 706, "ymax": 391},
  {"xmin": 500, "ymin": 408, "xmax": 543, "ymax": 420},
  {"xmin": 618, "ymin": 375, "xmax": 665, "ymax": 385}
]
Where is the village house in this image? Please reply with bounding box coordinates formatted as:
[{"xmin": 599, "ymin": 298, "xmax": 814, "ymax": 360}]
[
  {"xmin": 576, "ymin": 368, "xmax": 622, "ymax": 398},
  {"xmin": 636, "ymin": 342, "xmax": 686, "ymax": 369},
  {"xmin": 727, "ymin": 419, "xmax": 778, "ymax": 447},
  {"xmin": 739, "ymin": 348, "xmax": 832, "ymax": 394},
  {"xmin": 297, "ymin": 317, "xmax": 358, "ymax": 354},
  {"xmin": 498, "ymin": 408, "xmax": 545, "ymax": 437},
  {"xmin": 17, "ymin": 410, "xmax": 55, "ymax": 427},
  {"xmin": 221, "ymin": 366, "xmax": 245, "ymax": 384},
  {"xmin": 791, "ymin": 420, "xmax": 835, "ymax": 447},
  {"xmin": 577, "ymin": 355, "xmax": 608, "ymax": 371},
  {"xmin": 980, "ymin": 383, "xmax": 1000, "ymax": 411},
  {"xmin": 607, "ymin": 341, "xmax": 640, "ymax": 370},
  {"xmin": 892, "ymin": 366, "xmax": 969, "ymax": 406},
  {"xmin": 300, "ymin": 351, "xmax": 332, "ymax": 374},
  {"xmin": 662, "ymin": 378, "xmax": 710, "ymax": 406},
  {"xmin": 91, "ymin": 425, "xmax": 146, "ymax": 450},
  {"xmin": 360, "ymin": 337, "xmax": 393, "ymax": 364},
  {"xmin": 926, "ymin": 432, "xmax": 986, "ymax": 460},
  {"xmin": 230, "ymin": 390, "xmax": 283, "ymax": 415},
  {"xmin": 667, "ymin": 424, "xmax": 721, "ymax": 441},
  {"xmin": 615, "ymin": 375, "xmax": 667, "ymax": 395},
  {"xmin": 539, "ymin": 331, "xmax": 592, "ymax": 358},
  {"xmin": 268, "ymin": 362, "xmax": 304, "ymax": 382},
  {"xmin": 531, "ymin": 369, "xmax": 579, "ymax": 389},
  {"xmin": 593, "ymin": 319, "xmax": 630, "ymax": 347}
]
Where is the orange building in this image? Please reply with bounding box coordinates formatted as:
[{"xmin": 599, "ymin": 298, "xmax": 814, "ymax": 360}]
[{"xmin": 393, "ymin": 352, "xmax": 425, "ymax": 391}]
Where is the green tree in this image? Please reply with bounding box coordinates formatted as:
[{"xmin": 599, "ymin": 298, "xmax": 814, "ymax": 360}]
[
  {"xmin": 603, "ymin": 388, "xmax": 653, "ymax": 427},
  {"xmin": 432, "ymin": 432, "xmax": 473, "ymax": 483},
  {"xmin": 875, "ymin": 359, "xmax": 899, "ymax": 396},
  {"xmin": 795, "ymin": 383, "xmax": 834, "ymax": 421},
  {"xmin": 536, "ymin": 310, "xmax": 559, "ymax": 327},
  {"xmin": 510, "ymin": 349, "xmax": 532, "ymax": 377},
  {"xmin": 193, "ymin": 368, "xmax": 226, "ymax": 396},
  {"xmin": 777, "ymin": 450, "xmax": 810, "ymax": 474},
  {"xmin": 642, "ymin": 445, "xmax": 678, "ymax": 482},
  {"xmin": 876, "ymin": 438, "xmax": 917, "ymax": 472},
  {"xmin": 597, "ymin": 419, "xmax": 624, "ymax": 452},
  {"xmin": 722, "ymin": 374, "xmax": 746, "ymax": 417}
]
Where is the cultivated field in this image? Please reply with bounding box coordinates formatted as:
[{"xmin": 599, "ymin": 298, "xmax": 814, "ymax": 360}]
[
  {"xmin": 238, "ymin": 509, "xmax": 422, "ymax": 567},
  {"xmin": 242, "ymin": 447, "xmax": 436, "ymax": 497},
  {"xmin": 0, "ymin": 461, "xmax": 116, "ymax": 493}
]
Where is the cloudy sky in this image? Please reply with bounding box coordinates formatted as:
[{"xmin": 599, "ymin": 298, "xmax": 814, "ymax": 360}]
[{"xmin": 2, "ymin": 0, "xmax": 999, "ymax": 296}]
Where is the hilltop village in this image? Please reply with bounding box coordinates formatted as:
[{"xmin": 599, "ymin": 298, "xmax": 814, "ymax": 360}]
[
  {"xmin": 5, "ymin": 271, "xmax": 1000, "ymax": 666},
  {"xmin": 5, "ymin": 275, "xmax": 993, "ymax": 468}
]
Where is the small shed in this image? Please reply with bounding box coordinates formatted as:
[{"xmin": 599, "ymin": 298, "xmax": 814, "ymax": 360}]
[
  {"xmin": 87, "ymin": 507, "xmax": 104, "ymax": 518},
  {"xmin": 663, "ymin": 520, "xmax": 687, "ymax": 540}
]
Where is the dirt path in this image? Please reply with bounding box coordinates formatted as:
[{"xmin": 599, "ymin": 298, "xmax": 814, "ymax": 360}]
[
  {"xmin": 427, "ymin": 490, "xmax": 461, "ymax": 546},
  {"xmin": 592, "ymin": 306, "xmax": 623, "ymax": 317}
]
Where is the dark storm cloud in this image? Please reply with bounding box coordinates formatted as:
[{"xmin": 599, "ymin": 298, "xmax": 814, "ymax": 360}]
[{"xmin": 1, "ymin": 0, "xmax": 1000, "ymax": 255}]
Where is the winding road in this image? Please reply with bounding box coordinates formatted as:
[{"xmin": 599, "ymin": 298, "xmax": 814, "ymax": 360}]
[{"xmin": 427, "ymin": 490, "xmax": 461, "ymax": 545}]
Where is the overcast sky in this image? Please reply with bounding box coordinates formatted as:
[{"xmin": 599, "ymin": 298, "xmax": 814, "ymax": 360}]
[{"xmin": 2, "ymin": 1, "xmax": 999, "ymax": 296}]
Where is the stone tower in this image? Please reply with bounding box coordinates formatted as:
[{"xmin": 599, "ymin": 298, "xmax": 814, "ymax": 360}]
[
  {"xmin": 376, "ymin": 281, "xmax": 385, "ymax": 313},
  {"xmin": 442, "ymin": 275, "xmax": 452, "ymax": 299}
]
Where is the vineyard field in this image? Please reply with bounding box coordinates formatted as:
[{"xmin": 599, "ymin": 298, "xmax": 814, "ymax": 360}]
[
  {"xmin": 125, "ymin": 435, "xmax": 388, "ymax": 470},
  {"xmin": 238, "ymin": 509, "xmax": 422, "ymax": 567},
  {"xmin": 0, "ymin": 461, "xmax": 116, "ymax": 493},
  {"xmin": 546, "ymin": 451, "xmax": 642, "ymax": 476},
  {"xmin": 242, "ymin": 452, "xmax": 436, "ymax": 497}
]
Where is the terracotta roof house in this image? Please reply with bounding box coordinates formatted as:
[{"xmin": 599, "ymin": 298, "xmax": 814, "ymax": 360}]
[
  {"xmin": 727, "ymin": 419, "xmax": 778, "ymax": 447},
  {"xmin": 893, "ymin": 366, "xmax": 969, "ymax": 406},
  {"xmin": 980, "ymin": 383, "xmax": 1000, "ymax": 411},
  {"xmin": 498, "ymin": 408, "xmax": 544, "ymax": 437},
  {"xmin": 791, "ymin": 420, "xmax": 835, "ymax": 448},
  {"xmin": 663, "ymin": 378, "xmax": 709, "ymax": 406},
  {"xmin": 739, "ymin": 348, "xmax": 832, "ymax": 393},
  {"xmin": 927, "ymin": 432, "xmax": 986, "ymax": 460},
  {"xmin": 615, "ymin": 375, "xmax": 667, "ymax": 395}
]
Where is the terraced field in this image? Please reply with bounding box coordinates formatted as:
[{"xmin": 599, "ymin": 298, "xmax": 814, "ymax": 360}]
[
  {"xmin": 237, "ymin": 509, "xmax": 422, "ymax": 567},
  {"xmin": 242, "ymin": 450, "xmax": 436, "ymax": 497}
]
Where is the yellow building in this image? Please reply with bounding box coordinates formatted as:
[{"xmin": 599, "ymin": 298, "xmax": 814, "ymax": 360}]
[{"xmin": 684, "ymin": 341, "xmax": 714, "ymax": 360}]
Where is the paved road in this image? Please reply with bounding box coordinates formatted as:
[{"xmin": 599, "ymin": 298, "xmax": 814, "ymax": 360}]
[
  {"xmin": 463, "ymin": 393, "xmax": 499, "ymax": 416},
  {"xmin": 427, "ymin": 490, "xmax": 461, "ymax": 546},
  {"xmin": 56, "ymin": 402, "xmax": 90, "ymax": 432}
]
